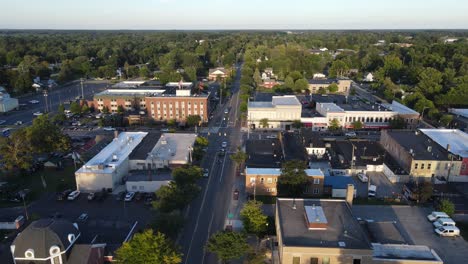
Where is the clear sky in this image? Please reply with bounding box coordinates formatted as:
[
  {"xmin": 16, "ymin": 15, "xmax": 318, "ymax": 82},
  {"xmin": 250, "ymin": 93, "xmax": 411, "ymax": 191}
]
[{"xmin": 1, "ymin": 0, "xmax": 466, "ymax": 30}]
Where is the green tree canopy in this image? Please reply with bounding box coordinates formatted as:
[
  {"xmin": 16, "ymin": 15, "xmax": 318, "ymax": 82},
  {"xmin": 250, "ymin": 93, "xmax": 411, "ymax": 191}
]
[
  {"xmin": 186, "ymin": 115, "xmax": 202, "ymax": 127},
  {"xmin": 259, "ymin": 118, "xmax": 269, "ymax": 128},
  {"xmin": 351, "ymin": 120, "xmax": 363, "ymax": 130},
  {"xmin": 240, "ymin": 200, "xmax": 268, "ymax": 237},
  {"xmin": 206, "ymin": 231, "xmax": 249, "ymax": 263},
  {"xmin": 294, "ymin": 78, "xmax": 309, "ymax": 92},
  {"xmin": 329, "ymin": 60, "xmax": 349, "ymax": 78},
  {"xmin": 277, "ymin": 160, "xmax": 308, "ymax": 197},
  {"xmin": 438, "ymin": 199, "xmax": 455, "ymax": 216},
  {"xmin": 26, "ymin": 115, "xmax": 71, "ymax": 153},
  {"xmin": 70, "ymin": 101, "xmax": 82, "ymax": 115},
  {"xmin": 115, "ymin": 229, "xmax": 182, "ymax": 264},
  {"xmin": 389, "ymin": 116, "xmax": 406, "ymax": 129},
  {"xmin": 230, "ymin": 150, "xmax": 248, "ymax": 167},
  {"xmin": 0, "ymin": 129, "xmax": 33, "ymax": 170},
  {"xmin": 329, "ymin": 118, "xmax": 341, "ymax": 131},
  {"xmin": 327, "ymin": 83, "xmax": 339, "ymax": 93}
]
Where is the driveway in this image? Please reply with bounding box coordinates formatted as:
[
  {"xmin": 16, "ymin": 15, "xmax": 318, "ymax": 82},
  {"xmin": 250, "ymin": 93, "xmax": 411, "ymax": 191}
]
[
  {"xmin": 352, "ymin": 205, "xmax": 468, "ymax": 264},
  {"xmin": 354, "ymin": 171, "xmax": 400, "ymax": 198}
]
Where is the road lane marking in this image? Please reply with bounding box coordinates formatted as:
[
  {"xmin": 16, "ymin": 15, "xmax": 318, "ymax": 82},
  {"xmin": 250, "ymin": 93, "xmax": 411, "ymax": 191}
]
[
  {"xmin": 218, "ymin": 149, "xmax": 228, "ymax": 183},
  {"xmin": 200, "ymin": 212, "xmax": 215, "ymax": 264}
]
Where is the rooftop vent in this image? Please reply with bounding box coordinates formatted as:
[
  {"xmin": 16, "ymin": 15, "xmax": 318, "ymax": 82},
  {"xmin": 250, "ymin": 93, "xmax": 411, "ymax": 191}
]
[
  {"xmin": 161, "ymin": 140, "xmax": 167, "ymax": 145},
  {"xmin": 338, "ymin": 241, "xmax": 346, "ymax": 247},
  {"xmin": 304, "ymin": 205, "xmax": 328, "ymax": 230},
  {"xmin": 112, "ymin": 154, "xmax": 118, "ymax": 161},
  {"xmin": 427, "ymin": 146, "xmax": 432, "ymax": 152}
]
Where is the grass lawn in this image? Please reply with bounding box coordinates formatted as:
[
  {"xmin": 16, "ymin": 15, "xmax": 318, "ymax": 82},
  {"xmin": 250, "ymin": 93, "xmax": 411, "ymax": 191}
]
[{"xmin": 0, "ymin": 162, "xmax": 77, "ymax": 207}]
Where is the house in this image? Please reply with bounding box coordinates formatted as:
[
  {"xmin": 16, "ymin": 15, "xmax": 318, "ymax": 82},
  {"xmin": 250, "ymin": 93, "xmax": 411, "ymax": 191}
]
[
  {"xmin": 248, "ymin": 95, "xmax": 302, "ymax": 130},
  {"xmin": 208, "ymin": 67, "xmax": 228, "ymax": 81},
  {"xmin": 307, "ymin": 78, "xmax": 352, "ymax": 94},
  {"xmin": 313, "ymin": 73, "xmax": 326, "ymax": 79},
  {"xmin": 10, "ymin": 219, "xmax": 106, "ymax": 264},
  {"xmin": 363, "ymin": 72, "xmax": 374, "ymax": 82},
  {"xmin": 301, "ymin": 129, "xmax": 327, "ymax": 159},
  {"xmin": 380, "ymin": 130, "xmax": 463, "ymax": 182},
  {"xmin": 0, "ymin": 87, "xmax": 19, "ymax": 113},
  {"xmin": 125, "ymin": 171, "xmax": 172, "ymax": 193},
  {"xmin": 261, "ymin": 68, "xmax": 275, "ymax": 80},
  {"xmin": 245, "ymin": 168, "xmax": 324, "ymax": 196},
  {"xmin": 261, "ymin": 79, "xmax": 280, "ymax": 89}
]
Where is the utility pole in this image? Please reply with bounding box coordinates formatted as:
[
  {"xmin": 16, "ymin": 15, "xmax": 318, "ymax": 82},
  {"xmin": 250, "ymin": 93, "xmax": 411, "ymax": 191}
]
[
  {"xmin": 43, "ymin": 90, "xmax": 49, "ymax": 112},
  {"xmin": 80, "ymin": 78, "xmax": 85, "ymax": 99}
]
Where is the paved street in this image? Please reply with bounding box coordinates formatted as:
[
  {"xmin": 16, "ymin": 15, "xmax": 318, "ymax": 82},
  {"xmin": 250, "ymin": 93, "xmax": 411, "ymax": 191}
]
[
  {"xmin": 0, "ymin": 80, "xmax": 108, "ymax": 126},
  {"xmin": 179, "ymin": 63, "xmax": 244, "ymax": 264}
]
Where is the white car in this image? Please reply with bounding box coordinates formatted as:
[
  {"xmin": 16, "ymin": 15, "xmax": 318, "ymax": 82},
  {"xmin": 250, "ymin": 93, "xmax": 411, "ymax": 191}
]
[
  {"xmin": 433, "ymin": 218, "xmax": 456, "ymax": 228},
  {"xmin": 103, "ymin": 127, "xmax": 115, "ymax": 131},
  {"xmin": 427, "ymin": 211, "xmax": 450, "ymax": 222},
  {"xmin": 29, "ymin": 100, "xmax": 40, "ymax": 104},
  {"xmin": 67, "ymin": 190, "xmax": 80, "ymax": 200},
  {"xmin": 203, "ymin": 169, "xmax": 209, "ymax": 178},
  {"xmin": 368, "ymin": 185, "xmax": 377, "ymax": 197},
  {"xmin": 345, "ymin": 132, "xmax": 357, "ymax": 137},
  {"xmin": 434, "ymin": 226, "xmax": 460, "ymax": 237},
  {"xmin": 77, "ymin": 213, "xmax": 88, "ymax": 222},
  {"xmin": 124, "ymin": 192, "xmax": 135, "ymax": 202},
  {"xmin": 357, "ymin": 173, "xmax": 368, "ymax": 183},
  {"xmin": 0, "ymin": 120, "xmax": 6, "ymax": 125},
  {"xmin": 33, "ymin": 112, "xmax": 43, "ymax": 116},
  {"xmin": 221, "ymin": 141, "xmax": 228, "ymax": 148},
  {"xmin": 224, "ymin": 109, "xmax": 229, "ymax": 114},
  {"xmin": 15, "ymin": 121, "xmax": 23, "ymax": 125}
]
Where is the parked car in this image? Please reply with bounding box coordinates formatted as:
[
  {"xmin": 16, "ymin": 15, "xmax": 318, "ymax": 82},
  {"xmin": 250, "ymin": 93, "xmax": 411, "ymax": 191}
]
[
  {"xmin": 56, "ymin": 189, "xmax": 72, "ymax": 201},
  {"xmin": 345, "ymin": 132, "xmax": 357, "ymax": 137},
  {"xmin": 15, "ymin": 121, "xmax": 23, "ymax": 125},
  {"xmin": 124, "ymin": 192, "xmax": 135, "ymax": 202},
  {"xmin": 115, "ymin": 191, "xmax": 126, "ymax": 201},
  {"xmin": 0, "ymin": 120, "xmax": 6, "ymax": 125},
  {"xmin": 29, "ymin": 100, "xmax": 40, "ymax": 104},
  {"xmin": 224, "ymin": 108, "xmax": 229, "ymax": 114},
  {"xmin": 221, "ymin": 141, "xmax": 227, "ymax": 148},
  {"xmin": 67, "ymin": 190, "xmax": 80, "ymax": 200},
  {"xmin": 357, "ymin": 173, "xmax": 368, "ymax": 183},
  {"xmin": 33, "ymin": 111, "xmax": 43, "ymax": 116},
  {"xmin": 87, "ymin": 192, "xmax": 95, "ymax": 201},
  {"xmin": 103, "ymin": 126, "xmax": 115, "ymax": 131},
  {"xmin": 77, "ymin": 213, "xmax": 88, "ymax": 222},
  {"xmin": 161, "ymin": 128, "xmax": 169, "ymax": 132},
  {"xmin": 427, "ymin": 211, "xmax": 450, "ymax": 222},
  {"xmin": 218, "ymin": 148, "xmax": 226, "ymax": 156},
  {"xmin": 433, "ymin": 218, "xmax": 456, "ymax": 228},
  {"xmin": 368, "ymin": 185, "xmax": 377, "ymax": 197},
  {"xmin": 135, "ymin": 192, "xmax": 143, "ymax": 201},
  {"xmin": 203, "ymin": 168, "xmax": 209, "ymax": 178},
  {"xmin": 434, "ymin": 226, "xmax": 460, "ymax": 237}
]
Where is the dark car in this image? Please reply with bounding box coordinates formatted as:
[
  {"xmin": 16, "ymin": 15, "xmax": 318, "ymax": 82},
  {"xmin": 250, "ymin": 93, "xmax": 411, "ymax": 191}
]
[
  {"xmin": 144, "ymin": 196, "xmax": 153, "ymax": 206},
  {"xmin": 135, "ymin": 192, "xmax": 143, "ymax": 201},
  {"xmin": 57, "ymin": 189, "xmax": 72, "ymax": 201},
  {"xmin": 115, "ymin": 191, "xmax": 126, "ymax": 201}
]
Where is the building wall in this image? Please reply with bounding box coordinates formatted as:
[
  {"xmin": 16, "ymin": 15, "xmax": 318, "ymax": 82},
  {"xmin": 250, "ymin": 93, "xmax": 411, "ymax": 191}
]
[
  {"xmin": 280, "ymin": 246, "xmax": 373, "ymax": 264},
  {"xmin": 460, "ymin": 157, "xmax": 468, "ymax": 176},
  {"xmin": 306, "ymin": 147, "xmax": 326, "ymax": 158},
  {"xmin": 75, "ymin": 172, "xmax": 114, "ymax": 192},
  {"xmin": 308, "ymin": 80, "xmax": 351, "ymax": 94},
  {"xmin": 248, "ymin": 105, "xmax": 302, "ymax": 129},
  {"xmin": 0, "ymin": 97, "xmax": 19, "ymax": 112},
  {"xmin": 126, "ymin": 180, "xmax": 170, "ymax": 193},
  {"xmin": 380, "ymin": 130, "xmax": 413, "ymax": 173},
  {"xmin": 245, "ymin": 174, "xmax": 324, "ymax": 196}
]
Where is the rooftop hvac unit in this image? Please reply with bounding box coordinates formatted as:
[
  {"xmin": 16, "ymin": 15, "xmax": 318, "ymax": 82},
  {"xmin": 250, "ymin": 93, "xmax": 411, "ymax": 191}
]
[{"xmin": 161, "ymin": 140, "xmax": 167, "ymax": 145}]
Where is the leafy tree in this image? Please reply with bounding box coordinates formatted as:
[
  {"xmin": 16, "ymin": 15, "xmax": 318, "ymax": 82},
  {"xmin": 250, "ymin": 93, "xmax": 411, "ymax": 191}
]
[
  {"xmin": 186, "ymin": 115, "xmax": 202, "ymax": 127},
  {"xmin": 389, "ymin": 116, "xmax": 407, "ymax": 129},
  {"xmin": 416, "ymin": 181, "xmax": 433, "ymax": 203},
  {"xmin": 167, "ymin": 118, "xmax": 177, "ymax": 127},
  {"xmin": 117, "ymin": 105, "xmax": 125, "ymax": 114},
  {"xmin": 277, "ymin": 160, "xmax": 308, "ymax": 197},
  {"xmin": 70, "ymin": 101, "xmax": 82, "ymax": 115},
  {"xmin": 329, "ymin": 118, "xmax": 341, "ymax": 131},
  {"xmin": 240, "ymin": 102, "xmax": 248, "ymax": 113},
  {"xmin": 439, "ymin": 114, "xmax": 453, "ymax": 127},
  {"xmin": 26, "ymin": 115, "xmax": 71, "ymax": 153},
  {"xmin": 292, "ymin": 120, "xmax": 303, "ymax": 129},
  {"xmin": 417, "ymin": 67, "xmax": 443, "ymax": 99},
  {"xmin": 318, "ymin": 87, "xmax": 327, "ymax": 94},
  {"xmin": 253, "ymin": 68, "xmax": 262, "ymax": 87},
  {"xmin": 206, "ymin": 231, "xmax": 249, "ymax": 263},
  {"xmin": 115, "ymin": 229, "xmax": 182, "ymax": 264},
  {"xmin": 438, "ymin": 199, "xmax": 455, "ymax": 217},
  {"xmin": 230, "ymin": 150, "xmax": 248, "ymax": 167},
  {"xmin": 259, "ymin": 118, "xmax": 269, "ymax": 128},
  {"xmin": 195, "ymin": 136, "xmax": 209, "ymax": 147},
  {"xmin": 240, "ymin": 200, "xmax": 268, "ymax": 237},
  {"xmin": 329, "ymin": 60, "xmax": 349, "ymax": 78},
  {"xmin": 172, "ymin": 166, "xmax": 202, "ymax": 186},
  {"xmin": 327, "ymin": 83, "xmax": 339, "ymax": 93},
  {"xmin": 351, "ymin": 120, "xmax": 363, "ymax": 130},
  {"xmin": 0, "ymin": 129, "xmax": 33, "ymax": 170},
  {"xmin": 350, "ymin": 87, "xmax": 357, "ymax": 95},
  {"xmin": 284, "ymin": 76, "xmax": 294, "ymax": 89},
  {"xmin": 81, "ymin": 104, "xmax": 90, "ymax": 114},
  {"xmin": 54, "ymin": 104, "xmax": 67, "ymax": 123},
  {"xmin": 294, "ymin": 78, "xmax": 309, "ymax": 92},
  {"xmin": 153, "ymin": 212, "xmax": 185, "ymax": 239},
  {"xmin": 376, "ymin": 55, "xmax": 403, "ymax": 82},
  {"xmin": 102, "ymin": 106, "xmax": 110, "ymax": 114}
]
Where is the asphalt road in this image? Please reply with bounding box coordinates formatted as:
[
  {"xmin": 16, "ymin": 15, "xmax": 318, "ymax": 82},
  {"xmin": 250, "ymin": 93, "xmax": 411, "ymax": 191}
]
[
  {"xmin": 0, "ymin": 80, "xmax": 108, "ymax": 126},
  {"xmin": 179, "ymin": 63, "xmax": 243, "ymax": 264}
]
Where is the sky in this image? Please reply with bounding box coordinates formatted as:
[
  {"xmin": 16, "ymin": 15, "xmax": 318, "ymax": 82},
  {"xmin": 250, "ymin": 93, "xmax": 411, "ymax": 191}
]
[{"xmin": 1, "ymin": 0, "xmax": 467, "ymax": 30}]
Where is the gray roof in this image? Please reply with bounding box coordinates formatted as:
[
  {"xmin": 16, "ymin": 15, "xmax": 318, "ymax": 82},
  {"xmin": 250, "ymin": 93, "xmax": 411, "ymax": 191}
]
[
  {"xmin": 301, "ymin": 129, "xmax": 326, "ymax": 148},
  {"xmin": 276, "ymin": 198, "xmax": 371, "ymax": 249},
  {"xmin": 246, "ymin": 139, "xmax": 283, "ymax": 168},
  {"xmin": 330, "ymin": 140, "xmax": 386, "ymax": 169},
  {"xmin": 366, "ymin": 222, "xmax": 407, "ymax": 244},
  {"xmin": 129, "ymin": 132, "xmax": 162, "ymax": 160},
  {"xmin": 12, "ymin": 219, "xmax": 80, "ymax": 259},
  {"xmin": 282, "ymin": 132, "xmax": 307, "ymax": 161},
  {"xmin": 308, "ymin": 78, "xmax": 335, "ymax": 85},
  {"xmin": 385, "ymin": 130, "xmax": 454, "ymax": 161}
]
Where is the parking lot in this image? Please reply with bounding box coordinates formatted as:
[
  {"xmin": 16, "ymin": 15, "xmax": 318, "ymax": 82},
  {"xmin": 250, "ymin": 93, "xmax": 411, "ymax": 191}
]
[
  {"xmin": 353, "ymin": 171, "xmax": 401, "ymax": 198},
  {"xmin": 352, "ymin": 205, "xmax": 468, "ymax": 264}
]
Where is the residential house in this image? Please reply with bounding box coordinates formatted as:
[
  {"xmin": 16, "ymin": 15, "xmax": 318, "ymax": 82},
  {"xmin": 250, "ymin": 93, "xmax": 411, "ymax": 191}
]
[
  {"xmin": 208, "ymin": 67, "xmax": 228, "ymax": 80},
  {"xmin": 363, "ymin": 72, "xmax": 374, "ymax": 82},
  {"xmin": 307, "ymin": 78, "xmax": 352, "ymax": 94},
  {"xmin": 301, "ymin": 129, "xmax": 327, "ymax": 159}
]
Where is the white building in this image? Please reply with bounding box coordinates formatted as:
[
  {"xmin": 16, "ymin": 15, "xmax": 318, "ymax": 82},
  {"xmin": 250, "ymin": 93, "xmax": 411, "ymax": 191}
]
[
  {"xmin": 125, "ymin": 172, "xmax": 172, "ymax": 193},
  {"xmin": 449, "ymin": 108, "xmax": 468, "ymax": 119},
  {"xmin": 248, "ymin": 95, "xmax": 302, "ymax": 130},
  {"xmin": 129, "ymin": 133, "xmax": 197, "ymax": 170},
  {"xmin": 363, "ymin": 72, "xmax": 374, "ymax": 82},
  {"xmin": 75, "ymin": 132, "xmax": 148, "ymax": 192},
  {"xmin": 313, "ymin": 73, "xmax": 326, "ymax": 79},
  {"xmin": 0, "ymin": 87, "xmax": 18, "ymax": 113}
]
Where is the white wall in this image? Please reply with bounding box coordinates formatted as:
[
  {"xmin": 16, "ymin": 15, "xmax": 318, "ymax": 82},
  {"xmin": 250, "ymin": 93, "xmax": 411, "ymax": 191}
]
[{"xmin": 126, "ymin": 180, "xmax": 170, "ymax": 193}]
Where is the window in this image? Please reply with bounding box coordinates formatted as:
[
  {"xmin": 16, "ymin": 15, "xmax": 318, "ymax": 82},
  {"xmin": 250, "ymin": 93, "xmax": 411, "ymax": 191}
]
[
  {"xmin": 310, "ymin": 257, "xmax": 319, "ymax": 264},
  {"xmin": 428, "ymin": 163, "xmax": 432, "ymax": 170},
  {"xmin": 414, "ymin": 163, "xmax": 418, "ymax": 169},
  {"xmin": 313, "ymin": 178, "xmax": 320, "ymax": 184},
  {"xmin": 313, "ymin": 188, "xmax": 320, "ymax": 194},
  {"xmin": 421, "ymin": 163, "xmax": 425, "ymax": 169},
  {"xmin": 267, "ymin": 178, "xmax": 273, "ymax": 183},
  {"xmin": 139, "ymin": 186, "xmax": 144, "ymax": 190},
  {"xmin": 292, "ymin": 257, "xmax": 300, "ymax": 264},
  {"xmin": 322, "ymin": 257, "xmax": 330, "ymax": 264}
]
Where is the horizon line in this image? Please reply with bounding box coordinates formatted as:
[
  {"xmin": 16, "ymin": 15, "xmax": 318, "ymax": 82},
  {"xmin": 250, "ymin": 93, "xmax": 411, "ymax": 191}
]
[{"xmin": 1, "ymin": 28, "xmax": 468, "ymax": 32}]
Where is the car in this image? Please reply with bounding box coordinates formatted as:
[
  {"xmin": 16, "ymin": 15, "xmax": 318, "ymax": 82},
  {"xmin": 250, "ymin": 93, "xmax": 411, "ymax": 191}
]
[
  {"xmin": 433, "ymin": 218, "xmax": 456, "ymax": 228},
  {"xmin": 203, "ymin": 168, "xmax": 209, "ymax": 178},
  {"xmin": 29, "ymin": 100, "xmax": 40, "ymax": 104},
  {"xmin": 427, "ymin": 211, "xmax": 450, "ymax": 222},
  {"xmin": 103, "ymin": 126, "xmax": 115, "ymax": 131},
  {"xmin": 345, "ymin": 132, "xmax": 357, "ymax": 137},
  {"xmin": 0, "ymin": 120, "xmax": 6, "ymax": 125},
  {"xmin": 135, "ymin": 192, "xmax": 143, "ymax": 201},
  {"xmin": 266, "ymin": 135, "xmax": 278, "ymax": 139},
  {"xmin": 221, "ymin": 141, "xmax": 228, "ymax": 148},
  {"xmin": 434, "ymin": 226, "xmax": 460, "ymax": 237},
  {"xmin": 144, "ymin": 196, "xmax": 153, "ymax": 206},
  {"xmin": 233, "ymin": 189, "xmax": 239, "ymax": 200},
  {"xmin": 357, "ymin": 173, "xmax": 368, "ymax": 183},
  {"xmin": 115, "ymin": 191, "xmax": 126, "ymax": 201},
  {"xmin": 77, "ymin": 213, "xmax": 88, "ymax": 222},
  {"xmin": 33, "ymin": 112, "xmax": 43, "ymax": 116},
  {"xmin": 67, "ymin": 190, "xmax": 80, "ymax": 200},
  {"xmin": 14, "ymin": 121, "xmax": 23, "ymax": 125},
  {"xmin": 368, "ymin": 185, "xmax": 377, "ymax": 197},
  {"xmin": 218, "ymin": 148, "xmax": 226, "ymax": 156},
  {"xmin": 124, "ymin": 192, "xmax": 135, "ymax": 202},
  {"xmin": 87, "ymin": 192, "xmax": 95, "ymax": 201},
  {"xmin": 161, "ymin": 128, "xmax": 169, "ymax": 132},
  {"xmin": 224, "ymin": 109, "xmax": 229, "ymax": 114}
]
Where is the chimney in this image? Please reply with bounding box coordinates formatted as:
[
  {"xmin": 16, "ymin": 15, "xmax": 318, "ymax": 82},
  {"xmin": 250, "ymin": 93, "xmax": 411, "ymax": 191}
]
[
  {"xmin": 346, "ymin": 184, "xmax": 354, "ymax": 206},
  {"xmin": 114, "ymin": 130, "xmax": 119, "ymax": 139},
  {"xmin": 447, "ymin": 144, "xmax": 451, "ymax": 152}
]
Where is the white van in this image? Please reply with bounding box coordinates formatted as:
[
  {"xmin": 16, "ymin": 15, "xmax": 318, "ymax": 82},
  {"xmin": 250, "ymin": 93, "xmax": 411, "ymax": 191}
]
[
  {"xmin": 427, "ymin": 211, "xmax": 450, "ymax": 222},
  {"xmin": 67, "ymin": 190, "xmax": 81, "ymax": 200},
  {"xmin": 434, "ymin": 226, "xmax": 460, "ymax": 237},
  {"xmin": 433, "ymin": 218, "xmax": 456, "ymax": 228},
  {"xmin": 368, "ymin": 185, "xmax": 377, "ymax": 197}
]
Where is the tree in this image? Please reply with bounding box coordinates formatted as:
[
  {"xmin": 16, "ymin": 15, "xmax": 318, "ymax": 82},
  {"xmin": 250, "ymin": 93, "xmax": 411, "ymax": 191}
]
[
  {"xmin": 0, "ymin": 129, "xmax": 33, "ymax": 170},
  {"xmin": 240, "ymin": 102, "xmax": 248, "ymax": 113},
  {"xmin": 416, "ymin": 67, "xmax": 443, "ymax": 99},
  {"xmin": 292, "ymin": 120, "xmax": 302, "ymax": 129},
  {"xmin": 206, "ymin": 231, "xmax": 249, "ymax": 263},
  {"xmin": 329, "ymin": 60, "xmax": 349, "ymax": 78},
  {"xmin": 294, "ymin": 78, "xmax": 309, "ymax": 92},
  {"xmin": 81, "ymin": 104, "xmax": 90, "ymax": 114},
  {"xmin": 351, "ymin": 120, "xmax": 363, "ymax": 130},
  {"xmin": 438, "ymin": 199, "xmax": 455, "ymax": 217},
  {"xmin": 26, "ymin": 115, "xmax": 70, "ymax": 153},
  {"xmin": 54, "ymin": 104, "xmax": 67, "ymax": 123},
  {"xmin": 70, "ymin": 101, "xmax": 82, "ymax": 115},
  {"xmin": 277, "ymin": 160, "xmax": 308, "ymax": 197},
  {"xmin": 230, "ymin": 150, "xmax": 248, "ymax": 167},
  {"xmin": 167, "ymin": 118, "xmax": 177, "ymax": 127},
  {"xmin": 253, "ymin": 68, "xmax": 262, "ymax": 87},
  {"xmin": 416, "ymin": 181, "xmax": 433, "ymax": 203},
  {"xmin": 284, "ymin": 76, "xmax": 295, "ymax": 89},
  {"xmin": 152, "ymin": 212, "xmax": 185, "ymax": 239},
  {"xmin": 440, "ymin": 114, "xmax": 453, "ymax": 127},
  {"xmin": 240, "ymin": 200, "xmax": 268, "ymax": 237},
  {"xmin": 327, "ymin": 83, "xmax": 339, "ymax": 93},
  {"xmin": 259, "ymin": 118, "xmax": 269, "ymax": 128},
  {"xmin": 318, "ymin": 87, "xmax": 327, "ymax": 94},
  {"xmin": 329, "ymin": 118, "xmax": 341, "ymax": 131},
  {"xmin": 186, "ymin": 115, "xmax": 201, "ymax": 127},
  {"xmin": 117, "ymin": 105, "xmax": 125, "ymax": 114},
  {"xmin": 115, "ymin": 229, "xmax": 182, "ymax": 264},
  {"xmin": 195, "ymin": 136, "xmax": 209, "ymax": 147},
  {"xmin": 389, "ymin": 116, "xmax": 406, "ymax": 129}
]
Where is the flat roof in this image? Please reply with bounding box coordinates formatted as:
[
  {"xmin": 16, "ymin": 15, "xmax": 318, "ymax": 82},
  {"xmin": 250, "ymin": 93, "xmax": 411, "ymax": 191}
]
[
  {"xmin": 276, "ymin": 198, "xmax": 371, "ymax": 249},
  {"xmin": 76, "ymin": 132, "xmax": 148, "ymax": 174},
  {"xmin": 324, "ymin": 176, "xmax": 355, "ymax": 189},
  {"xmin": 282, "ymin": 132, "xmax": 307, "ymax": 161},
  {"xmin": 245, "ymin": 168, "xmax": 281, "ymax": 176},
  {"xmin": 373, "ymin": 244, "xmax": 442, "ymax": 262},
  {"xmin": 420, "ymin": 129, "xmax": 468, "ymax": 158},
  {"xmin": 305, "ymin": 169, "xmax": 325, "ymax": 177},
  {"xmin": 382, "ymin": 101, "xmax": 419, "ymax": 115},
  {"xmin": 330, "ymin": 140, "xmax": 386, "ymax": 168},
  {"xmin": 318, "ymin": 102, "xmax": 345, "ymax": 113},
  {"xmin": 301, "ymin": 129, "xmax": 326, "ymax": 148},
  {"xmin": 272, "ymin": 95, "xmax": 301, "ymax": 106},
  {"xmin": 149, "ymin": 133, "xmax": 197, "ymax": 164},
  {"xmin": 129, "ymin": 132, "xmax": 161, "ymax": 160},
  {"xmin": 449, "ymin": 108, "xmax": 468, "ymax": 118},
  {"xmin": 246, "ymin": 138, "xmax": 283, "ymax": 168},
  {"xmin": 385, "ymin": 130, "xmax": 453, "ymax": 161},
  {"xmin": 248, "ymin": 101, "xmax": 273, "ymax": 108},
  {"xmin": 366, "ymin": 222, "xmax": 406, "ymax": 244}
]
